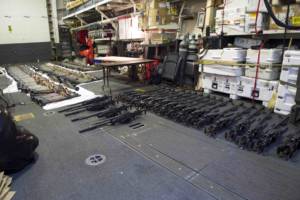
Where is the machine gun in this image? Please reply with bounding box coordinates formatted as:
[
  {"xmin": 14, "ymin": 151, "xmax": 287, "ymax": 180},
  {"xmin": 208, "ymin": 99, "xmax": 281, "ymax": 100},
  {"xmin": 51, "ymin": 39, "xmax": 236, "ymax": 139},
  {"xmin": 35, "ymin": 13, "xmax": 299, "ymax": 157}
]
[
  {"xmin": 225, "ymin": 116, "xmax": 255, "ymax": 142},
  {"xmin": 252, "ymin": 126, "xmax": 288, "ymax": 153},
  {"xmin": 172, "ymin": 99, "xmax": 212, "ymax": 122},
  {"xmin": 164, "ymin": 98, "xmax": 206, "ymax": 119},
  {"xmin": 237, "ymin": 112, "xmax": 273, "ymax": 149},
  {"xmin": 204, "ymin": 105, "xmax": 254, "ymax": 137},
  {"xmin": 64, "ymin": 99, "xmax": 114, "ymax": 116},
  {"xmin": 79, "ymin": 110, "xmax": 145, "ymax": 133},
  {"xmin": 277, "ymin": 132, "xmax": 300, "ymax": 159},
  {"xmin": 58, "ymin": 96, "xmax": 110, "ymax": 113},
  {"xmin": 194, "ymin": 103, "xmax": 239, "ymax": 128},
  {"xmin": 186, "ymin": 99, "xmax": 229, "ymax": 125},
  {"xmin": 71, "ymin": 105, "xmax": 128, "ymax": 122}
]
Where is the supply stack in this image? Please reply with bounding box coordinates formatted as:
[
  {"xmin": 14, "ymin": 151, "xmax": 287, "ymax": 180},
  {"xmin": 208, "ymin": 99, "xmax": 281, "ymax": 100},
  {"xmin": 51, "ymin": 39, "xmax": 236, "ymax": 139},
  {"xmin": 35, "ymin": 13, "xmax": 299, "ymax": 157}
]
[
  {"xmin": 215, "ymin": 0, "xmax": 269, "ymax": 35},
  {"xmin": 275, "ymin": 50, "xmax": 300, "ymax": 115},
  {"xmin": 236, "ymin": 49, "xmax": 282, "ymax": 106},
  {"xmin": 201, "ymin": 48, "xmax": 247, "ymax": 99},
  {"xmin": 201, "ymin": 48, "xmax": 284, "ymax": 107}
]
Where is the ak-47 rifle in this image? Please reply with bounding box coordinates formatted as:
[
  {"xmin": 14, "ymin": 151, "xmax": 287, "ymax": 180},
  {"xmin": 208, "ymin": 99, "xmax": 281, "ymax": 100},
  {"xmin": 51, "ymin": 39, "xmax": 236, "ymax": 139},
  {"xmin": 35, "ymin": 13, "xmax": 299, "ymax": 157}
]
[
  {"xmin": 64, "ymin": 99, "xmax": 114, "ymax": 116},
  {"xmin": 79, "ymin": 110, "xmax": 145, "ymax": 133},
  {"xmin": 71, "ymin": 105, "xmax": 128, "ymax": 122},
  {"xmin": 58, "ymin": 96, "xmax": 110, "ymax": 113},
  {"xmin": 277, "ymin": 132, "xmax": 300, "ymax": 159}
]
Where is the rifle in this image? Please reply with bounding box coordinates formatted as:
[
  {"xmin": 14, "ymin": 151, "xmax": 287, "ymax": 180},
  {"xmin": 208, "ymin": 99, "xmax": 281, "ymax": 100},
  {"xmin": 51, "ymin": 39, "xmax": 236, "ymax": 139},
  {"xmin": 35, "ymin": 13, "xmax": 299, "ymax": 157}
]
[
  {"xmin": 277, "ymin": 133, "xmax": 300, "ymax": 159},
  {"xmin": 71, "ymin": 105, "xmax": 128, "ymax": 122},
  {"xmin": 79, "ymin": 110, "xmax": 145, "ymax": 133},
  {"xmin": 58, "ymin": 96, "xmax": 110, "ymax": 113},
  {"xmin": 64, "ymin": 99, "xmax": 114, "ymax": 116},
  {"xmin": 204, "ymin": 105, "xmax": 254, "ymax": 137}
]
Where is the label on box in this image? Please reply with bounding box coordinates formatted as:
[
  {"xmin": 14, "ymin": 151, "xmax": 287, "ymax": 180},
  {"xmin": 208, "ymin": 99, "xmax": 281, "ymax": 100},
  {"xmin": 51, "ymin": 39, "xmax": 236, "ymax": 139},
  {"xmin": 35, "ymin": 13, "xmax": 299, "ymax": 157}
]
[{"xmin": 292, "ymin": 16, "xmax": 300, "ymax": 25}]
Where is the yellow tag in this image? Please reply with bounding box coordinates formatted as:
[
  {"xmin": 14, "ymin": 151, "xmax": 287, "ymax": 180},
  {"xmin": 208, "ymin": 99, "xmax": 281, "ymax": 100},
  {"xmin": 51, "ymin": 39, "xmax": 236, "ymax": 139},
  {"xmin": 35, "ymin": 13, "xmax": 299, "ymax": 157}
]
[
  {"xmin": 292, "ymin": 16, "xmax": 300, "ymax": 25},
  {"xmin": 8, "ymin": 25, "xmax": 12, "ymax": 33},
  {"xmin": 249, "ymin": 13, "xmax": 257, "ymax": 18},
  {"xmin": 267, "ymin": 92, "xmax": 277, "ymax": 109},
  {"xmin": 134, "ymin": 88, "xmax": 146, "ymax": 93},
  {"xmin": 14, "ymin": 113, "xmax": 35, "ymax": 122}
]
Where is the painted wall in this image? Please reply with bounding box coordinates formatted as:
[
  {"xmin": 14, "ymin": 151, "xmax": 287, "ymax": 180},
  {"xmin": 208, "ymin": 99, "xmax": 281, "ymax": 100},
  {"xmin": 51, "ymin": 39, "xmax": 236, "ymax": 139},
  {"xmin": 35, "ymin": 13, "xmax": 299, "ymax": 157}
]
[{"xmin": 0, "ymin": 0, "xmax": 51, "ymax": 44}]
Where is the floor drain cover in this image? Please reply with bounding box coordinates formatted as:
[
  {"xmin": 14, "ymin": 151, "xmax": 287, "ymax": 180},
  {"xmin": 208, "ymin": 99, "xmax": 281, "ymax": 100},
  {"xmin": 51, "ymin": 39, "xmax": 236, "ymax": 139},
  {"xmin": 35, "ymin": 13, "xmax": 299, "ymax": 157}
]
[
  {"xmin": 43, "ymin": 111, "xmax": 55, "ymax": 116},
  {"xmin": 85, "ymin": 154, "xmax": 106, "ymax": 166}
]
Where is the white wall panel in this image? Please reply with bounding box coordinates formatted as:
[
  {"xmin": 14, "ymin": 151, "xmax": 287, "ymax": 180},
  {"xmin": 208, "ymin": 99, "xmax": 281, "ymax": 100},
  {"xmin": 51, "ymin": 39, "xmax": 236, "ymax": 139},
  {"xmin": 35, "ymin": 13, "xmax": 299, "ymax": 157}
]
[{"xmin": 0, "ymin": 0, "xmax": 51, "ymax": 44}]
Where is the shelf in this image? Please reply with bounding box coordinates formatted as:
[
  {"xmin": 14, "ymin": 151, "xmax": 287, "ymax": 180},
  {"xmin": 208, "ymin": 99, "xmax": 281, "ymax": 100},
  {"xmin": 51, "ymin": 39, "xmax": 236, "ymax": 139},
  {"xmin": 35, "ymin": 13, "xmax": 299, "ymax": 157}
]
[
  {"xmin": 263, "ymin": 29, "xmax": 300, "ymax": 35},
  {"xmin": 210, "ymin": 29, "xmax": 300, "ymax": 38},
  {"xmin": 94, "ymin": 37, "xmax": 116, "ymax": 42},
  {"xmin": 118, "ymin": 38, "xmax": 144, "ymax": 42},
  {"xmin": 63, "ymin": 0, "xmax": 112, "ymax": 20}
]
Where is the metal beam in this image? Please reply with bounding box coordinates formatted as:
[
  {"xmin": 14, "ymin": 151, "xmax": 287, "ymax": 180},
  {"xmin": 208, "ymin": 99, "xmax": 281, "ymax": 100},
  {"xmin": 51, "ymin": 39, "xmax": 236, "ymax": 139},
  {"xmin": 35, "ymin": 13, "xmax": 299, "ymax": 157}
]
[{"xmin": 75, "ymin": 15, "xmax": 87, "ymax": 25}]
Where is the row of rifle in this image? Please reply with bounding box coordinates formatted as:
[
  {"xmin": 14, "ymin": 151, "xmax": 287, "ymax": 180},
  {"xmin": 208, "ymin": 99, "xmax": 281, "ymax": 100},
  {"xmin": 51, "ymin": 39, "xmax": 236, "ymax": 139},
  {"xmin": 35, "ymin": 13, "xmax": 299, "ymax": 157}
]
[
  {"xmin": 117, "ymin": 85, "xmax": 300, "ymax": 160},
  {"xmin": 58, "ymin": 96, "xmax": 145, "ymax": 133},
  {"xmin": 6, "ymin": 65, "xmax": 78, "ymax": 106}
]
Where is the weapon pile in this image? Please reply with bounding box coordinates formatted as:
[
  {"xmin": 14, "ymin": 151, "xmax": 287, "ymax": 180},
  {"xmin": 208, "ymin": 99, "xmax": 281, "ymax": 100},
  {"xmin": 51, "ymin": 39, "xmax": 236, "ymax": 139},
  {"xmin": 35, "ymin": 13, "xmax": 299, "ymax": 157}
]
[
  {"xmin": 35, "ymin": 63, "xmax": 97, "ymax": 88},
  {"xmin": 6, "ymin": 65, "xmax": 78, "ymax": 106},
  {"xmin": 117, "ymin": 85, "xmax": 300, "ymax": 159},
  {"xmin": 58, "ymin": 96, "xmax": 145, "ymax": 133},
  {"xmin": 277, "ymin": 132, "xmax": 300, "ymax": 159},
  {"xmin": 58, "ymin": 61, "xmax": 96, "ymax": 72}
]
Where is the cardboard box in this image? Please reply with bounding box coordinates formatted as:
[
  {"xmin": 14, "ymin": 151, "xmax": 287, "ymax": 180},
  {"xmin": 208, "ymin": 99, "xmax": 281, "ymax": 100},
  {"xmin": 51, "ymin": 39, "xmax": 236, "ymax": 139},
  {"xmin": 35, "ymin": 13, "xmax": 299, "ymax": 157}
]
[
  {"xmin": 66, "ymin": 0, "xmax": 87, "ymax": 10},
  {"xmin": 269, "ymin": 4, "xmax": 300, "ymax": 30},
  {"xmin": 149, "ymin": 0, "xmax": 167, "ymax": 9},
  {"xmin": 237, "ymin": 76, "xmax": 279, "ymax": 102},
  {"xmin": 245, "ymin": 12, "xmax": 269, "ymax": 32}
]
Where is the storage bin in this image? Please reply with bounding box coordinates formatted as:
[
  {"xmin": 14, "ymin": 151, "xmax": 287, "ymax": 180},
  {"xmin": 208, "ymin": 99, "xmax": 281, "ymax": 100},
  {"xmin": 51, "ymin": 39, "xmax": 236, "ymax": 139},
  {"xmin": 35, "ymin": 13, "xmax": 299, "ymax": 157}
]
[
  {"xmin": 203, "ymin": 65, "xmax": 245, "ymax": 76},
  {"xmin": 245, "ymin": 65, "xmax": 280, "ymax": 80},
  {"xmin": 280, "ymin": 66, "xmax": 298, "ymax": 85},
  {"xmin": 203, "ymin": 73, "xmax": 240, "ymax": 95},
  {"xmin": 274, "ymin": 83, "xmax": 297, "ymax": 115},
  {"xmin": 283, "ymin": 50, "xmax": 300, "ymax": 66},
  {"xmin": 246, "ymin": 49, "xmax": 283, "ymax": 64},
  {"xmin": 236, "ymin": 76, "xmax": 279, "ymax": 102}
]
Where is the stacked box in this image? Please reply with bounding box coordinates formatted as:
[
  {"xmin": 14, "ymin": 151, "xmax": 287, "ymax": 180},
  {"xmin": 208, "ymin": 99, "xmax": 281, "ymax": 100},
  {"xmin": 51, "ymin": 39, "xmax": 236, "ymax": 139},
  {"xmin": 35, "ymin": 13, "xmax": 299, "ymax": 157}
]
[
  {"xmin": 202, "ymin": 48, "xmax": 246, "ymax": 98},
  {"xmin": 215, "ymin": 0, "xmax": 269, "ymax": 35},
  {"xmin": 275, "ymin": 50, "xmax": 300, "ymax": 115},
  {"xmin": 202, "ymin": 48, "xmax": 246, "ymax": 77},
  {"xmin": 275, "ymin": 83, "xmax": 297, "ymax": 115},
  {"xmin": 236, "ymin": 76, "xmax": 279, "ymax": 102},
  {"xmin": 203, "ymin": 73, "xmax": 240, "ymax": 98},
  {"xmin": 142, "ymin": 0, "xmax": 176, "ymax": 28},
  {"xmin": 202, "ymin": 48, "xmax": 247, "ymax": 63},
  {"xmin": 269, "ymin": 4, "xmax": 300, "ymax": 30},
  {"xmin": 245, "ymin": 49, "xmax": 283, "ymax": 80}
]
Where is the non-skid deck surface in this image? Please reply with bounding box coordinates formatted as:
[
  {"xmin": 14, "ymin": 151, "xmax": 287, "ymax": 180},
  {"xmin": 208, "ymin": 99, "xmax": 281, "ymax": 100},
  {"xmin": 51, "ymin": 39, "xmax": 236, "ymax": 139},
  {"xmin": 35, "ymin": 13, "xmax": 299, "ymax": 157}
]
[{"xmin": 7, "ymin": 80, "xmax": 300, "ymax": 200}]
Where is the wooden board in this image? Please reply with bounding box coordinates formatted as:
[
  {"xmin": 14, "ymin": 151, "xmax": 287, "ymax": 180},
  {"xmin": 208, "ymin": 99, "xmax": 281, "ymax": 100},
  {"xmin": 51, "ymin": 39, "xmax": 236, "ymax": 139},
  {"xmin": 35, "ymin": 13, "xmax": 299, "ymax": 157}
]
[{"xmin": 13, "ymin": 113, "xmax": 35, "ymax": 122}]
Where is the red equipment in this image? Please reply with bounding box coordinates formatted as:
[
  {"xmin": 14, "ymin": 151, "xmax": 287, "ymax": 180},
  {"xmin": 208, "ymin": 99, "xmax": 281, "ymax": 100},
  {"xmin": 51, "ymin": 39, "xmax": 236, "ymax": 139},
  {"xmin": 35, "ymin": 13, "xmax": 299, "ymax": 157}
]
[{"xmin": 79, "ymin": 38, "xmax": 95, "ymax": 65}]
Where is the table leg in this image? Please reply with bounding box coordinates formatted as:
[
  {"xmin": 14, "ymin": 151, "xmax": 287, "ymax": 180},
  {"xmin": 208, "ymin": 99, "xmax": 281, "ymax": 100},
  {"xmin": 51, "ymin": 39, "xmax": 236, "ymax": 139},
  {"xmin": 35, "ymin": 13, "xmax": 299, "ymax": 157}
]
[
  {"xmin": 131, "ymin": 64, "xmax": 138, "ymax": 81},
  {"xmin": 106, "ymin": 68, "xmax": 110, "ymax": 88},
  {"xmin": 102, "ymin": 67, "xmax": 106, "ymax": 90}
]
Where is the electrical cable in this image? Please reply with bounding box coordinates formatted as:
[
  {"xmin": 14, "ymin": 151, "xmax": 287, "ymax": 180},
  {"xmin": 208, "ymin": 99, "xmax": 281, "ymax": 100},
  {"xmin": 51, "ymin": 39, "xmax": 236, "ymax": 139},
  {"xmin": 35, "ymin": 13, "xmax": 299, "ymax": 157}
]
[{"xmin": 264, "ymin": 0, "xmax": 300, "ymax": 30}]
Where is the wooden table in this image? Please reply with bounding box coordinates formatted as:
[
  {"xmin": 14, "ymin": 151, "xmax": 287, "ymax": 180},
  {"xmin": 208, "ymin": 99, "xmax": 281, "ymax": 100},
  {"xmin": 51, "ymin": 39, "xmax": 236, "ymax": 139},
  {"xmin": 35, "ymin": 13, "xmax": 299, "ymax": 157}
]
[{"xmin": 94, "ymin": 56, "xmax": 154, "ymax": 89}]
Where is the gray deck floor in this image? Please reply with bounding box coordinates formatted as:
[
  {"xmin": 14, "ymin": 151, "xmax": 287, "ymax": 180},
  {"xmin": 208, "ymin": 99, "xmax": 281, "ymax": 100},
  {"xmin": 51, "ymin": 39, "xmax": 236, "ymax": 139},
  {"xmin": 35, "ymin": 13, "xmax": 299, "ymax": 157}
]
[{"xmin": 7, "ymin": 80, "xmax": 300, "ymax": 200}]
